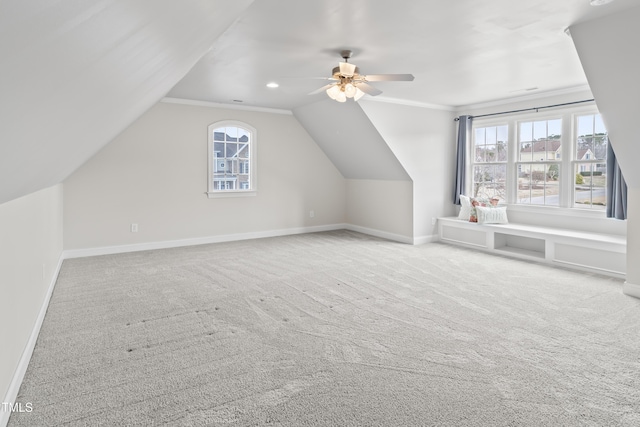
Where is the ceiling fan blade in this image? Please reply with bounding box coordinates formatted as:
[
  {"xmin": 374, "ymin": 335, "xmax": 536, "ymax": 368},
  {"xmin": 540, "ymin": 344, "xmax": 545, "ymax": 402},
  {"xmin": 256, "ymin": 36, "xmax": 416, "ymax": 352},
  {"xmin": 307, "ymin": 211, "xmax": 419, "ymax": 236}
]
[
  {"xmin": 357, "ymin": 82, "xmax": 383, "ymax": 96},
  {"xmin": 308, "ymin": 83, "xmax": 336, "ymax": 95},
  {"xmin": 281, "ymin": 76, "xmax": 339, "ymax": 82},
  {"xmin": 294, "ymin": 76, "xmax": 338, "ymax": 80},
  {"xmin": 363, "ymin": 74, "xmax": 415, "ymax": 82}
]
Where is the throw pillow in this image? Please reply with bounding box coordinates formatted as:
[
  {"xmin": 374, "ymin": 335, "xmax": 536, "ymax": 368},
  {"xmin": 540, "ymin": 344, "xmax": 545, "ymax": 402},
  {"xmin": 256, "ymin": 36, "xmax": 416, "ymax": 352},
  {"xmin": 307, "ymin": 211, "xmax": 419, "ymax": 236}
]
[
  {"xmin": 458, "ymin": 195, "xmax": 472, "ymax": 220},
  {"xmin": 469, "ymin": 198, "xmax": 487, "ymax": 223},
  {"xmin": 476, "ymin": 205, "xmax": 509, "ymax": 224}
]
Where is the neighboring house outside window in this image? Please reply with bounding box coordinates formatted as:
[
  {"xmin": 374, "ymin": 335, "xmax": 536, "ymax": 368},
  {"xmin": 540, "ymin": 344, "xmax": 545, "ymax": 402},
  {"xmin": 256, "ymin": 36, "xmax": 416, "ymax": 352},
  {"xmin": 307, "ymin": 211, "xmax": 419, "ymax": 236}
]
[
  {"xmin": 574, "ymin": 114, "xmax": 607, "ymax": 208},
  {"xmin": 468, "ymin": 106, "xmax": 608, "ymax": 212},
  {"xmin": 517, "ymin": 118, "xmax": 562, "ymax": 206},
  {"xmin": 207, "ymin": 121, "xmax": 257, "ymax": 198}
]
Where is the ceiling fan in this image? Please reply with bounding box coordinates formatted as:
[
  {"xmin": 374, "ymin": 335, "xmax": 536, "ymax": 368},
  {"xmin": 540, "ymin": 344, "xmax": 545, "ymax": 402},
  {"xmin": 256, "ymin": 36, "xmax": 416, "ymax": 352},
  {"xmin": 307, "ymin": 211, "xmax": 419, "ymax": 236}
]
[{"xmin": 310, "ymin": 50, "xmax": 414, "ymax": 102}]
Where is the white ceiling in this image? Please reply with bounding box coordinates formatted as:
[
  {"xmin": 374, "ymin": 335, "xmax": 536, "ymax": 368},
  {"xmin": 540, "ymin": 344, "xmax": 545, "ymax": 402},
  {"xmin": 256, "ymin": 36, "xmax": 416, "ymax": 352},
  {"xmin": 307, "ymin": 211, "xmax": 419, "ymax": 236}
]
[
  {"xmin": 0, "ymin": 0, "xmax": 254, "ymax": 205},
  {"xmin": 1, "ymin": 0, "xmax": 637, "ymax": 206},
  {"xmin": 168, "ymin": 0, "xmax": 638, "ymax": 110}
]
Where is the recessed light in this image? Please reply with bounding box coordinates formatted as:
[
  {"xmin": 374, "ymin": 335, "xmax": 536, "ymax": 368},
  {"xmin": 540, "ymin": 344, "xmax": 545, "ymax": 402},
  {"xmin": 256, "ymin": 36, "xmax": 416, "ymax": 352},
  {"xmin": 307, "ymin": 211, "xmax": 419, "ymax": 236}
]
[
  {"xmin": 590, "ymin": 0, "xmax": 614, "ymax": 6},
  {"xmin": 266, "ymin": 82, "xmax": 279, "ymax": 88}
]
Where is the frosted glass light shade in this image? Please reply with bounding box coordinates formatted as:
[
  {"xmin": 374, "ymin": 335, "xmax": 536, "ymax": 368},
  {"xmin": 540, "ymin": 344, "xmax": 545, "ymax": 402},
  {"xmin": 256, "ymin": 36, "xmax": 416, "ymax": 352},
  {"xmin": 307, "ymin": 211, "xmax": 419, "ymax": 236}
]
[
  {"xmin": 326, "ymin": 85, "xmax": 340, "ymax": 100},
  {"xmin": 339, "ymin": 62, "xmax": 356, "ymax": 77},
  {"xmin": 344, "ymin": 83, "xmax": 356, "ymax": 98}
]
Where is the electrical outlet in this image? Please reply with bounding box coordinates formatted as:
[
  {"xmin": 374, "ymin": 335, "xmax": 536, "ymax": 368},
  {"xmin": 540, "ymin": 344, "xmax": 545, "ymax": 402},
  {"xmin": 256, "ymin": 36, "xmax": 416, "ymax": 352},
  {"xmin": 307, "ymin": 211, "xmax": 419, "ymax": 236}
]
[
  {"xmin": 309, "ymin": 210, "xmax": 315, "ymax": 218},
  {"xmin": 431, "ymin": 217, "xmax": 436, "ymax": 226},
  {"xmin": 131, "ymin": 223, "xmax": 138, "ymax": 232}
]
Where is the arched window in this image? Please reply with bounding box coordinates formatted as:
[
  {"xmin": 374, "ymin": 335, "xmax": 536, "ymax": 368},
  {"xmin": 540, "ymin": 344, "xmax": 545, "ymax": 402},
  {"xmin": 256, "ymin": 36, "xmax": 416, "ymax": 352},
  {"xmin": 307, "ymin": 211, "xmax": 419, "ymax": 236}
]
[{"xmin": 207, "ymin": 121, "xmax": 256, "ymax": 197}]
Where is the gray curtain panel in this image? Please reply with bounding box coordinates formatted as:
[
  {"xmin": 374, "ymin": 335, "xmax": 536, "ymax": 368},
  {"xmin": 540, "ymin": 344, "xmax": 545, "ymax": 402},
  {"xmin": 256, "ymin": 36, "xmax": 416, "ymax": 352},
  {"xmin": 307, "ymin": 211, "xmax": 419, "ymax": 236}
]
[
  {"xmin": 606, "ymin": 138, "xmax": 627, "ymax": 220},
  {"xmin": 453, "ymin": 115, "xmax": 472, "ymax": 205}
]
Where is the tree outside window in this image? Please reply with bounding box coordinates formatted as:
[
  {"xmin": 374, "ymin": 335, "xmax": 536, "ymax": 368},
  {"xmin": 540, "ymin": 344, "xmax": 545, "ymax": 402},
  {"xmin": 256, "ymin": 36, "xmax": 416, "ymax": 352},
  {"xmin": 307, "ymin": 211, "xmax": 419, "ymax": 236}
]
[{"xmin": 471, "ymin": 125, "xmax": 508, "ymax": 201}]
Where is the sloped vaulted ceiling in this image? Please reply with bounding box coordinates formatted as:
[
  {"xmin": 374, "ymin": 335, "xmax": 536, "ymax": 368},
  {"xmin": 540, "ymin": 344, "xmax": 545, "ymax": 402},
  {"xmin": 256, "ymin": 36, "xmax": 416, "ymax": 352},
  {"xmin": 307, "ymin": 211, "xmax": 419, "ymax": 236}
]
[
  {"xmin": 570, "ymin": 5, "xmax": 640, "ymax": 187},
  {"xmin": 0, "ymin": 0, "xmax": 254, "ymax": 205},
  {"xmin": 293, "ymin": 100, "xmax": 410, "ymax": 181}
]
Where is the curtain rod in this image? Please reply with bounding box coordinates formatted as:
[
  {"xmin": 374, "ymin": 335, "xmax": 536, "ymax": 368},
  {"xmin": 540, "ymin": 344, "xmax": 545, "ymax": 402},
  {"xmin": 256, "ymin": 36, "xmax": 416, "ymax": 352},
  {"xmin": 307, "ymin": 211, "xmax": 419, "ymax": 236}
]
[{"xmin": 454, "ymin": 99, "xmax": 595, "ymax": 121}]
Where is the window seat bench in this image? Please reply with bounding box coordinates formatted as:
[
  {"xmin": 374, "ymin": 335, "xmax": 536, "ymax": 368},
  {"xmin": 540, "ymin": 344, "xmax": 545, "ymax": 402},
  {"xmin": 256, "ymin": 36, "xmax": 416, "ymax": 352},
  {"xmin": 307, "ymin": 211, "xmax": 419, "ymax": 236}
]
[{"xmin": 437, "ymin": 217, "xmax": 626, "ymax": 278}]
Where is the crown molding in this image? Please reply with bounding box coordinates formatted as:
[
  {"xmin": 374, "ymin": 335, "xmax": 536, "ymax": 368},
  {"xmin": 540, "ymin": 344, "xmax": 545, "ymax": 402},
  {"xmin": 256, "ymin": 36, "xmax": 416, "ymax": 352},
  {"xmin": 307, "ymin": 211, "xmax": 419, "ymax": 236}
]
[
  {"xmin": 455, "ymin": 84, "xmax": 593, "ymax": 112},
  {"xmin": 161, "ymin": 97, "xmax": 293, "ymax": 115},
  {"xmin": 364, "ymin": 96, "xmax": 455, "ymax": 111},
  {"xmin": 163, "ymin": 86, "xmax": 593, "ymax": 116}
]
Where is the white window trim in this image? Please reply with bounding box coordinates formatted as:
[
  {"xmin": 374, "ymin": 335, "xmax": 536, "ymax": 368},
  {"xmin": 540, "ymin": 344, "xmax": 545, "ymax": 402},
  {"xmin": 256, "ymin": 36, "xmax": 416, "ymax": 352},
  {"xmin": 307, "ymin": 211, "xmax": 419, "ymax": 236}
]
[
  {"xmin": 469, "ymin": 104, "xmax": 606, "ymax": 218},
  {"xmin": 206, "ymin": 120, "xmax": 257, "ymax": 198}
]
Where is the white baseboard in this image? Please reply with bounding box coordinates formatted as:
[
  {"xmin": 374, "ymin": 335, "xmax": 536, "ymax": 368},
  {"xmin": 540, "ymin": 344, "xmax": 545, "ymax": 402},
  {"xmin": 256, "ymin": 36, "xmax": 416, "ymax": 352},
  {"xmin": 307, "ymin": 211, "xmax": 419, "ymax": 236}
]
[
  {"xmin": 623, "ymin": 282, "xmax": 640, "ymax": 299},
  {"xmin": 64, "ymin": 223, "xmax": 423, "ymax": 260},
  {"xmin": 1, "ymin": 254, "xmax": 64, "ymax": 427},
  {"xmin": 413, "ymin": 234, "xmax": 439, "ymax": 246},
  {"xmin": 64, "ymin": 224, "xmax": 348, "ymax": 259},
  {"xmin": 344, "ymin": 224, "xmax": 414, "ymax": 245}
]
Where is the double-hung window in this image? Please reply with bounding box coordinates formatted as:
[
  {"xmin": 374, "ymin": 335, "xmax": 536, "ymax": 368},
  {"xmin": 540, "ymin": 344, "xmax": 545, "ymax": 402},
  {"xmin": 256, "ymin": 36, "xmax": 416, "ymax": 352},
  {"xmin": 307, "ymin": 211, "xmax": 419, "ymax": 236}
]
[
  {"xmin": 573, "ymin": 114, "xmax": 607, "ymax": 208},
  {"xmin": 468, "ymin": 105, "xmax": 608, "ymax": 212},
  {"xmin": 207, "ymin": 121, "xmax": 256, "ymax": 198},
  {"xmin": 471, "ymin": 125, "xmax": 508, "ymax": 200},
  {"xmin": 517, "ymin": 118, "xmax": 562, "ymax": 206}
]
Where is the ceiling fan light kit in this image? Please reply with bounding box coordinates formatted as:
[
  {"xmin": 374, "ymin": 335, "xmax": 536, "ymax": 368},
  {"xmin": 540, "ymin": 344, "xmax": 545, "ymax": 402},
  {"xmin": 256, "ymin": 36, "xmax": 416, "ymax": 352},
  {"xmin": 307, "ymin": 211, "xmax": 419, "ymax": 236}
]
[
  {"xmin": 326, "ymin": 85, "xmax": 345, "ymax": 102},
  {"xmin": 312, "ymin": 50, "xmax": 414, "ymax": 103}
]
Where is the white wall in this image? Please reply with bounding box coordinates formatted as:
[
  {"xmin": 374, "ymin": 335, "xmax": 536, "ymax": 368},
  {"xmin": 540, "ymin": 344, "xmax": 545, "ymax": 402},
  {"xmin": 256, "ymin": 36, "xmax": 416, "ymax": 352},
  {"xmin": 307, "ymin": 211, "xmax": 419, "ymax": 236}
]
[
  {"xmin": 346, "ymin": 179, "xmax": 413, "ymax": 242},
  {"xmin": 359, "ymin": 101, "xmax": 457, "ymax": 242},
  {"xmin": 63, "ymin": 101, "xmax": 346, "ymax": 251},
  {"xmin": 293, "ymin": 99, "xmax": 417, "ymax": 242},
  {"xmin": 0, "ymin": 185, "xmax": 64, "ymax": 415},
  {"xmin": 0, "ymin": 0, "xmax": 253, "ymax": 205},
  {"xmin": 569, "ymin": 6, "xmax": 640, "ymax": 188},
  {"xmin": 625, "ymin": 188, "xmax": 640, "ymax": 295}
]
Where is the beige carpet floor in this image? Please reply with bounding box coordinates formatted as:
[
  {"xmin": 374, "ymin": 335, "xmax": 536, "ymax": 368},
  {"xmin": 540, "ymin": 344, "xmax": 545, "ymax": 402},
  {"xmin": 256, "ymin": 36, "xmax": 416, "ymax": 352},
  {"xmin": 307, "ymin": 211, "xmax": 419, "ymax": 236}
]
[{"xmin": 9, "ymin": 230, "xmax": 640, "ymax": 426}]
